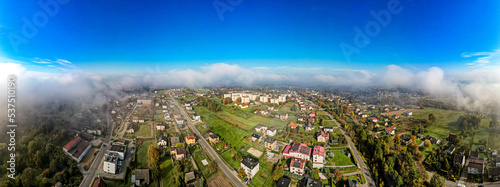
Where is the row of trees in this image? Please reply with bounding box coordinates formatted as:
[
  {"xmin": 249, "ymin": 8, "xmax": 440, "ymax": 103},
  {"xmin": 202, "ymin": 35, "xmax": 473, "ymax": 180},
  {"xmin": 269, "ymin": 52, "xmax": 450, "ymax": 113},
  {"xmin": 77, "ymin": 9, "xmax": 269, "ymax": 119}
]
[{"xmin": 196, "ymin": 97, "xmax": 222, "ymax": 112}]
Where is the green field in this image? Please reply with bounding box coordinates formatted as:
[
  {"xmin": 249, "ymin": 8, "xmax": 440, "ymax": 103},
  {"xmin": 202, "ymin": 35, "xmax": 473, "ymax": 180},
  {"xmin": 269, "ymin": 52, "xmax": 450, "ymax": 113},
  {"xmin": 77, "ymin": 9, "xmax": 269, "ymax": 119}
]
[
  {"xmin": 194, "ymin": 107, "xmax": 251, "ymax": 149},
  {"xmin": 160, "ymin": 158, "xmax": 180, "ymax": 187},
  {"xmin": 136, "ymin": 140, "xmax": 153, "ymax": 169},
  {"xmin": 412, "ymin": 108, "xmax": 465, "ymax": 138},
  {"xmin": 219, "ymin": 111, "xmax": 259, "ymax": 127},
  {"xmin": 125, "ymin": 123, "xmax": 152, "ymax": 138},
  {"xmin": 326, "ymin": 150, "xmax": 355, "ymax": 166},
  {"xmin": 192, "ymin": 145, "xmax": 217, "ymax": 178},
  {"xmin": 247, "ymin": 116, "xmax": 287, "ymax": 128}
]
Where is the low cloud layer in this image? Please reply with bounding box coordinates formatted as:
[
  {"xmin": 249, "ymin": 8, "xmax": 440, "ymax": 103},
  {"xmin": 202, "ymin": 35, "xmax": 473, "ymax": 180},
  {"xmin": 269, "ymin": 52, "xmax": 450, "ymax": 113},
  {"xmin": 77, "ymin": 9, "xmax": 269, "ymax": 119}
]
[{"xmin": 1, "ymin": 58, "xmax": 499, "ymax": 126}]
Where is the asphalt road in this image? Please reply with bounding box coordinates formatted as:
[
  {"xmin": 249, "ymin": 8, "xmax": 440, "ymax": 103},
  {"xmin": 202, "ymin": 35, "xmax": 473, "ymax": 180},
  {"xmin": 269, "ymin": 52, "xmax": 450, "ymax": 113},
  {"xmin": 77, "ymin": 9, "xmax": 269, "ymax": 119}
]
[
  {"xmin": 169, "ymin": 92, "xmax": 246, "ymax": 187},
  {"xmin": 309, "ymin": 102, "xmax": 376, "ymax": 187},
  {"xmin": 80, "ymin": 109, "xmax": 114, "ymax": 187}
]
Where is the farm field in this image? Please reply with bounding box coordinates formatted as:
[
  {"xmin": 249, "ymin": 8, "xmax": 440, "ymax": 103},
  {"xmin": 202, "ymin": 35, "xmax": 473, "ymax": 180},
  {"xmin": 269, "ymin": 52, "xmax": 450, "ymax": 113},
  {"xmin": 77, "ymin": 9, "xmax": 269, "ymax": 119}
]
[
  {"xmin": 217, "ymin": 111, "xmax": 257, "ymax": 129},
  {"xmin": 247, "ymin": 115, "xmax": 287, "ymax": 128},
  {"xmin": 326, "ymin": 150, "xmax": 355, "ymax": 166},
  {"xmin": 124, "ymin": 123, "xmax": 152, "ymax": 138}
]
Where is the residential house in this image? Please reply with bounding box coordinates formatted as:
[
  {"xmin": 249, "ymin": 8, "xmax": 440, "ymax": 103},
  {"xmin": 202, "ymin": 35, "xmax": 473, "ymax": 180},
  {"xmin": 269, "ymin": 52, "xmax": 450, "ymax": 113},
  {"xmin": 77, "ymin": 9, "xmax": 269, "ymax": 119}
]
[
  {"xmin": 370, "ymin": 117, "xmax": 378, "ymax": 123},
  {"xmin": 174, "ymin": 147, "xmax": 186, "ymax": 160},
  {"xmin": 312, "ymin": 146, "xmax": 325, "ymax": 168},
  {"xmin": 264, "ymin": 137, "xmax": 277, "ymax": 150},
  {"xmin": 489, "ymin": 167, "xmax": 500, "ymax": 181},
  {"xmin": 185, "ymin": 134, "xmax": 197, "ymax": 146},
  {"xmin": 400, "ymin": 134, "xmax": 412, "ymax": 145},
  {"xmin": 193, "ymin": 114, "xmax": 201, "ymax": 121},
  {"xmin": 175, "ymin": 118, "xmax": 184, "ymax": 125},
  {"xmin": 304, "ymin": 178, "xmax": 322, "ymax": 187},
  {"xmin": 283, "ymin": 143, "xmax": 312, "ymax": 161},
  {"xmin": 323, "ymin": 126, "xmax": 334, "ymax": 133},
  {"xmin": 156, "ymin": 123, "xmax": 165, "ymax": 131},
  {"xmin": 445, "ymin": 144, "xmax": 456, "ymax": 155},
  {"xmin": 135, "ymin": 169, "xmax": 150, "ymax": 186},
  {"xmin": 170, "ymin": 137, "xmax": 180, "ymax": 147},
  {"xmin": 185, "ymin": 171, "xmax": 196, "ymax": 184},
  {"xmin": 280, "ymin": 113, "xmax": 289, "ymax": 121},
  {"xmin": 251, "ymin": 133, "xmax": 262, "ymax": 142},
  {"xmin": 448, "ymin": 134, "xmax": 458, "ymax": 142},
  {"xmin": 309, "ymin": 112, "xmax": 315, "ymax": 118},
  {"xmin": 385, "ymin": 127, "xmax": 395, "ymax": 135},
  {"xmin": 138, "ymin": 117, "xmax": 145, "ymax": 123},
  {"xmin": 404, "ymin": 111, "xmax": 413, "ymax": 116},
  {"xmin": 316, "ymin": 131, "xmax": 329, "ymax": 143},
  {"xmin": 276, "ymin": 177, "xmax": 291, "ymax": 187},
  {"xmin": 260, "ymin": 110, "xmax": 269, "ymax": 115},
  {"xmin": 132, "ymin": 116, "xmax": 139, "ymax": 123},
  {"xmin": 267, "ymin": 127, "xmax": 277, "ymax": 137},
  {"xmin": 392, "ymin": 115, "xmax": 400, "ymax": 119},
  {"xmin": 92, "ymin": 178, "xmax": 107, "ymax": 187},
  {"xmin": 157, "ymin": 135, "xmax": 168, "ymax": 147},
  {"xmin": 468, "ymin": 161, "xmax": 485, "ymax": 175},
  {"xmin": 255, "ymin": 126, "xmax": 268, "ymax": 133},
  {"xmin": 288, "ymin": 122, "xmax": 298, "ymax": 129},
  {"xmin": 305, "ymin": 123, "xmax": 314, "ymax": 132},
  {"xmin": 470, "ymin": 151, "xmax": 480, "ymax": 160},
  {"xmin": 289, "ymin": 158, "xmax": 305, "ymax": 175},
  {"xmin": 298, "ymin": 117, "xmax": 304, "ymax": 122},
  {"xmin": 496, "ymin": 157, "xmax": 500, "ymax": 167},
  {"xmin": 241, "ymin": 156, "xmax": 260, "ymax": 178},
  {"xmin": 209, "ymin": 133, "xmax": 220, "ymax": 143},
  {"xmin": 425, "ymin": 135, "xmax": 441, "ymax": 144},
  {"xmin": 454, "ymin": 154, "xmax": 465, "ymax": 167}
]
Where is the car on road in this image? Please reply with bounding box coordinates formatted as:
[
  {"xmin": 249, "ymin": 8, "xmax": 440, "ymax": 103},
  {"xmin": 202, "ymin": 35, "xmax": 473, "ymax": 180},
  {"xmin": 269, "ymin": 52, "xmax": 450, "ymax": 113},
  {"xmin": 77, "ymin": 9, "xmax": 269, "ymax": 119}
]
[{"xmin": 102, "ymin": 143, "xmax": 106, "ymax": 147}]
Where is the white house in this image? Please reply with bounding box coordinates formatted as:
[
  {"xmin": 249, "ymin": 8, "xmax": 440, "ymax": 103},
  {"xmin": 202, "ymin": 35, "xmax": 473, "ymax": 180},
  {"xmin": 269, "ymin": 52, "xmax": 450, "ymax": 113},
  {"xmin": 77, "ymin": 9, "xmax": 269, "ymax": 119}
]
[
  {"xmin": 283, "ymin": 143, "xmax": 311, "ymax": 161},
  {"xmin": 241, "ymin": 156, "xmax": 260, "ymax": 178},
  {"xmin": 267, "ymin": 127, "xmax": 277, "ymax": 137},
  {"xmin": 255, "ymin": 126, "xmax": 268, "ymax": 133},
  {"xmin": 385, "ymin": 127, "xmax": 395, "ymax": 135},
  {"xmin": 157, "ymin": 135, "xmax": 168, "ymax": 147},
  {"xmin": 193, "ymin": 114, "xmax": 201, "ymax": 121},
  {"xmin": 468, "ymin": 161, "xmax": 485, "ymax": 175},
  {"xmin": 290, "ymin": 158, "xmax": 305, "ymax": 175}
]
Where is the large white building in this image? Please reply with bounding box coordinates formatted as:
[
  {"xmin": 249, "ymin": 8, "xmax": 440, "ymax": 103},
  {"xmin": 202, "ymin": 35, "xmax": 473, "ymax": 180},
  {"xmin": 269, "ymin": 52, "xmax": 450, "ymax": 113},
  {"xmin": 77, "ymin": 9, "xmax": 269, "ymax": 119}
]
[
  {"xmin": 283, "ymin": 143, "xmax": 312, "ymax": 161},
  {"xmin": 278, "ymin": 95, "xmax": 287, "ymax": 102},
  {"xmin": 241, "ymin": 156, "xmax": 260, "ymax": 178},
  {"xmin": 63, "ymin": 136, "xmax": 91, "ymax": 163},
  {"xmin": 260, "ymin": 96, "xmax": 269, "ymax": 103},
  {"xmin": 290, "ymin": 158, "xmax": 305, "ymax": 175},
  {"xmin": 270, "ymin": 98, "xmax": 279, "ymax": 104},
  {"xmin": 241, "ymin": 96, "xmax": 250, "ymax": 104},
  {"xmin": 109, "ymin": 144, "xmax": 127, "ymax": 160},
  {"xmin": 103, "ymin": 152, "xmax": 118, "ymax": 174}
]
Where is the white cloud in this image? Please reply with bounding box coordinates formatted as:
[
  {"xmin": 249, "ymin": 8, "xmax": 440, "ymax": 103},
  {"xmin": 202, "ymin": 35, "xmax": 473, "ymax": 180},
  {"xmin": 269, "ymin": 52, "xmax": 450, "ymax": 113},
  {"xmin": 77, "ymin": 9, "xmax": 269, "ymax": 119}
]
[{"xmin": 462, "ymin": 50, "xmax": 500, "ymax": 66}]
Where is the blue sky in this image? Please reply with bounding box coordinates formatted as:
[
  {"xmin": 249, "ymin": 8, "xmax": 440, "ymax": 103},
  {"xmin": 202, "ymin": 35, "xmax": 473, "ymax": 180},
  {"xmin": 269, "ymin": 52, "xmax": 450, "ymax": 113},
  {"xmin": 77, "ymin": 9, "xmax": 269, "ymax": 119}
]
[{"xmin": 1, "ymin": 0, "xmax": 499, "ymax": 74}]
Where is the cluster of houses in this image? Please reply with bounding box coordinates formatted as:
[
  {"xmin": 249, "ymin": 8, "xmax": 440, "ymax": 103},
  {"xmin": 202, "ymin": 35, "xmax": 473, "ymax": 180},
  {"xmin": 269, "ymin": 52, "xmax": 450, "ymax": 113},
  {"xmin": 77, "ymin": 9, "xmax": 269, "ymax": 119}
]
[
  {"xmin": 465, "ymin": 149, "xmax": 500, "ymax": 181},
  {"xmin": 282, "ymin": 142, "xmax": 326, "ymax": 174}
]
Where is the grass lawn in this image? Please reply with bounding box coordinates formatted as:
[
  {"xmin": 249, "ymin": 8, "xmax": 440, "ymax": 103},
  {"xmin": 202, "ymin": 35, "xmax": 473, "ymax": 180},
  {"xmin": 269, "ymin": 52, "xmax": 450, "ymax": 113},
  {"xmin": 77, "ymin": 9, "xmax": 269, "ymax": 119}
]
[
  {"xmin": 247, "ymin": 115, "xmax": 287, "ymax": 128},
  {"xmin": 192, "ymin": 145, "xmax": 217, "ymax": 178},
  {"xmin": 136, "ymin": 140, "xmax": 153, "ymax": 169},
  {"xmin": 194, "ymin": 107, "xmax": 251, "ymax": 149},
  {"xmin": 412, "ymin": 108, "xmax": 465, "ymax": 139},
  {"xmin": 124, "ymin": 123, "xmax": 151, "ymax": 138},
  {"xmin": 326, "ymin": 150, "xmax": 355, "ymax": 166},
  {"xmin": 323, "ymin": 120, "xmax": 338, "ymax": 127},
  {"xmin": 217, "ymin": 112, "xmax": 256, "ymax": 129},
  {"xmin": 160, "ymin": 158, "xmax": 181, "ymax": 187}
]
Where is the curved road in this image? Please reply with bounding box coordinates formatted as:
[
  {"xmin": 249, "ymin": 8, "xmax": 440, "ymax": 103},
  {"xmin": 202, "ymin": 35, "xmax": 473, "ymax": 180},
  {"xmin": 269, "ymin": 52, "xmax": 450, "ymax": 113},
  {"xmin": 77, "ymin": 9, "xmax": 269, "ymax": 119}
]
[
  {"xmin": 169, "ymin": 91, "xmax": 246, "ymax": 187},
  {"xmin": 309, "ymin": 101, "xmax": 376, "ymax": 187}
]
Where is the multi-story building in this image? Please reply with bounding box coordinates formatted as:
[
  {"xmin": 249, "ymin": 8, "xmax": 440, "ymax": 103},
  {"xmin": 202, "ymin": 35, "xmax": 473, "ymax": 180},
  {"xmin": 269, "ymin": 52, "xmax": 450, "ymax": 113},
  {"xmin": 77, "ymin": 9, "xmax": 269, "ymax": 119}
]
[
  {"xmin": 312, "ymin": 146, "xmax": 325, "ymax": 168},
  {"xmin": 283, "ymin": 143, "xmax": 311, "ymax": 161},
  {"xmin": 289, "ymin": 158, "xmax": 305, "ymax": 175},
  {"xmin": 103, "ymin": 152, "xmax": 118, "ymax": 174},
  {"xmin": 241, "ymin": 156, "xmax": 260, "ymax": 178}
]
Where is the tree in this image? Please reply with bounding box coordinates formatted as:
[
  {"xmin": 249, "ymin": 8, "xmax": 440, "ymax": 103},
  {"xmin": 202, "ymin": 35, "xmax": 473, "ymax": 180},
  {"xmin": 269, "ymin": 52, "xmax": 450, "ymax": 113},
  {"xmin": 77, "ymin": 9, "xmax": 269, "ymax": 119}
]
[
  {"xmin": 326, "ymin": 168, "xmax": 332, "ymax": 179},
  {"xmin": 148, "ymin": 144, "xmax": 160, "ymax": 167},
  {"xmin": 272, "ymin": 165, "xmax": 284, "ymax": 181},
  {"xmin": 429, "ymin": 174, "xmax": 445, "ymax": 187},
  {"xmin": 334, "ymin": 169, "xmax": 343, "ymax": 181},
  {"xmin": 21, "ymin": 167, "xmax": 38, "ymax": 187},
  {"xmin": 310, "ymin": 169, "xmax": 320, "ymax": 180},
  {"xmin": 428, "ymin": 113, "xmax": 436, "ymax": 123},
  {"xmin": 238, "ymin": 167, "xmax": 247, "ymax": 179},
  {"xmin": 394, "ymin": 135, "xmax": 401, "ymax": 150},
  {"xmin": 424, "ymin": 140, "xmax": 431, "ymax": 148}
]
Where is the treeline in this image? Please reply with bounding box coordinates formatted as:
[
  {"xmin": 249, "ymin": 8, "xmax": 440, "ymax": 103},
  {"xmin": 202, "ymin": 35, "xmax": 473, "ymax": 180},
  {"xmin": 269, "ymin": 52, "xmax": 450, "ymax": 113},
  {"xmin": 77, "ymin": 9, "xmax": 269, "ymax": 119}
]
[
  {"xmin": 196, "ymin": 97, "xmax": 222, "ymax": 112},
  {"xmin": 347, "ymin": 125, "xmax": 429, "ymax": 187},
  {"xmin": 457, "ymin": 114, "xmax": 481, "ymax": 130},
  {"xmin": 0, "ymin": 120, "xmax": 83, "ymax": 187},
  {"xmin": 418, "ymin": 99, "xmax": 455, "ymax": 110}
]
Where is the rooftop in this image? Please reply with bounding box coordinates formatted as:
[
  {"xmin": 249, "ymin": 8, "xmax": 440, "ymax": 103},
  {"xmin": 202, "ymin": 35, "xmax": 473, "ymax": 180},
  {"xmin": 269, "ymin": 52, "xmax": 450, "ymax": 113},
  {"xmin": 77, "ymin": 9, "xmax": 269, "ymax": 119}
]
[
  {"xmin": 63, "ymin": 136, "xmax": 81, "ymax": 150},
  {"xmin": 290, "ymin": 158, "xmax": 305, "ymax": 169},
  {"xmin": 241, "ymin": 156, "xmax": 259, "ymax": 169},
  {"xmin": 110, "ymin": 144, "xmax": 126, "ymax": 153},
  {"xmin": 265, "ymin": 137, "xmax": 276, "ymax": 144},
  {"xmin": 312, "ymin": 146, "xmax": 324, "ymax": 156},
  {"xmin": 304, "ymin": 178, "xmax": 322, "ymax": 187},
  {"xmin": 276, "ymin": 177, "xmax": 291, "ymax": 187}
]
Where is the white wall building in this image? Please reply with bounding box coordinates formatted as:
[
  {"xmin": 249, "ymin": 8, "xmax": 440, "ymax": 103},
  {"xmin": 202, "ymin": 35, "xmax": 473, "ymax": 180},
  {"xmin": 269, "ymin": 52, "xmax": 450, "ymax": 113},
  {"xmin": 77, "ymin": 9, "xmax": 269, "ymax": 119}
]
[
  {"xmin": 103, "ymin": 152, "xmax": 118, "ymax": 174},
  {"xmin": 241, "ymin": 156, "xmax": 260, "ymax": 178}
]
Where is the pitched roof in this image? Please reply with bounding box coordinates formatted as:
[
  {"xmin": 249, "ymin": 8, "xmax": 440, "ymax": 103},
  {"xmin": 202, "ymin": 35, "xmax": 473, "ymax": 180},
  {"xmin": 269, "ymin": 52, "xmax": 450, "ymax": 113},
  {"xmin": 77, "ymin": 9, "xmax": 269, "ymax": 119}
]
[
  {"xmin": 489, "ymin": 167, "xmax": 500, "ymax": 175},
  {"xmin": 92, "ymin": 178, "xmax": 107, "ymax": 187},
  {"xmin": 317, "ymin": 131, "xmax": 329, "ymax": 138},
  {"xmin": 385, "ymin": 127, "xmax": 394, "ymax": 132},
  {"xmin": 312, "ymin": 146, "xmax": 324, "ymax": 156},
  {"xmin": 468, "ymin": 162, "xmax": 484, "ymax": 172},
  {"xmin": 448, "ymin": 134, "xmax": 458, "ymax": 140},
  {"xmin": 64, "ymin": 136, "xmax": 81, "ymax": 150},
  {"xmin": 288, "ymin": 122, "xmax": 298, "ymax": 128},
  {"xmin": 185, "ymin": 134, "xmax": 197, "ymax": 140},
  {"xmin": 265, "ymin": 137, "xmax": 276, "ymax": 144},
  {"xmin": 276, "ymin": 177, "xmax": 291, "ymax": 187},
  {"xmin": 175, "ymin": 147, "xmax": 186, "ymax": 155}
]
